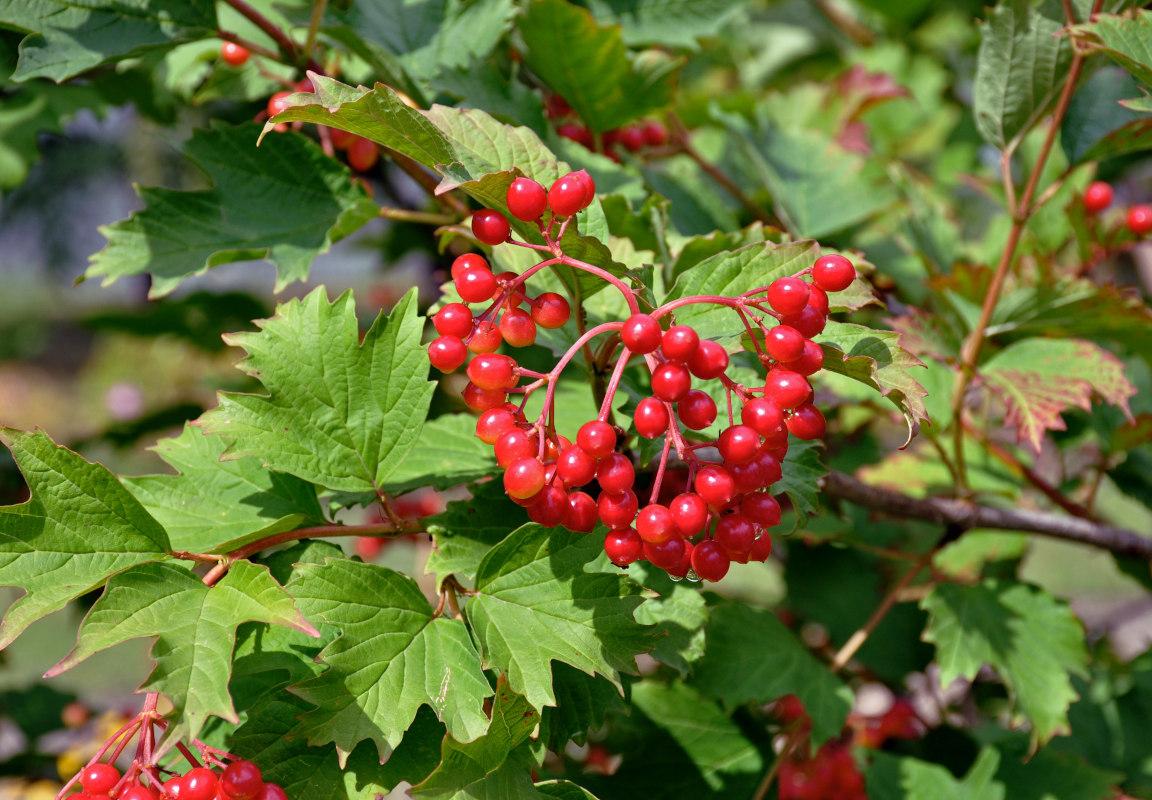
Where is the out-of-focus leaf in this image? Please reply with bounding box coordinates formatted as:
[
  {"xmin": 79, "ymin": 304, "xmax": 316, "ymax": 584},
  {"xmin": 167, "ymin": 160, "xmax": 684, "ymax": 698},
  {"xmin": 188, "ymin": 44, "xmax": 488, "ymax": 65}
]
[
  {"xmin": 1062, "ymin": 67, "xmax": 1152, "ymax": 163},
  {"xmin": 1071, "ymin": 10, "xmax": 1152, "ymax": 88}
]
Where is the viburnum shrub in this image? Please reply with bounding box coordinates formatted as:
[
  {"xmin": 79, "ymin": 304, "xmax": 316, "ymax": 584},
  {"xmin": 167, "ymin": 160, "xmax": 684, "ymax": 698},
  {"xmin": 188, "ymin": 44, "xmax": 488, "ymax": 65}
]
[{"xmin": 1, "ymin": 2, "xmax": 1151, "ymax": 800}]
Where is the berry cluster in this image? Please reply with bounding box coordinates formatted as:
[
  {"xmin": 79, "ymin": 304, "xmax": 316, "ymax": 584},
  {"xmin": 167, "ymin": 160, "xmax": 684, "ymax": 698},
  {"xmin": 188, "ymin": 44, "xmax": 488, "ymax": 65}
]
[
  {"xmin": 68, "ymin": 759, "xmax": 284, "ymax": 800},
  {"xmin": 1083, "ymin": 181, "xmax": 1152, "ymax": 236},
  {"xmin": 426, "ymin": 168, "xmax": 857, "ymax": 582},
  {"xmin": 546, "ymin": 95, "xmax": 668, "ymax": 160}
]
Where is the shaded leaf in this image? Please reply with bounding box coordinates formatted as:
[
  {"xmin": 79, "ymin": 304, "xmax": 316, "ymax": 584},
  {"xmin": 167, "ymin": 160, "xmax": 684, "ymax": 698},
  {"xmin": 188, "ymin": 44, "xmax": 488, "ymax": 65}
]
[
  {"xmin": 631, "ymin": 564, "xmax": 709, "ymax": 673},
  {"xmin": 426, "ymin": 482, "xmax": 524, "ymax": 585},
  {"xmin": 382, "ymin": 414, "xmax": 498, "ymax": 495},
  {"xmin": 1071, "ymin": 10, "xmax": 1152, "ymax": 88},
  {"xmin": 587, "ymin": 0, "xmax": 748, "ymax": 49},
  {"xmin": 1061, "ymin": 67, "xmax": 1152, "ymax": 164},
  {"xmin": 866, "ymin": 749, "xmax": 1005, "ymax": 800}
]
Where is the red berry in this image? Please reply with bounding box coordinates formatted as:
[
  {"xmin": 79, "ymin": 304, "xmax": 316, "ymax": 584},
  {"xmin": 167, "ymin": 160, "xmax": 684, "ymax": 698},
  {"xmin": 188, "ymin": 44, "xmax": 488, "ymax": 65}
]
[
  {"xmin": 433, "ymin": 303, "xmax": 473, "ymax": 337},
  {"xmin": 651, "ymin": 362, "xmax": 691, "ymax": 402},
  {"xmin": 618, "ymin": 125, "xmax": 646, "ymax": 152},
  {"xmin": 749, "ymin": 532, "xmax": 773, "ymax": 562},
  {"xmin": 741, "ymin": 398, "xmax": 784, "ymax": 435},
  {"xmin": 220, "ymin": 41, "xmax": 250, "ymax": 66},
  {"xmin": 531, "ymin": 293, "xmax": 571, "ymax": 328},
  {"xmin": 621, "ymin": 313, "xmax": 662, "ymax": 354},
  {"xmin": 347, "ymin": 137, "xmax": 380, "ymax": 172},
  {"xmin": 504, "ymin": 457, "xmax": 546, "ymax": 499},
  {"xmin": 807, "ymin": 285, "xmax": 830, "ymax": 314},
  {"xmin": 1129, "ymin": 204, "xmax": 1152, "ymax": 235},
  {"xmin": 780, "ymin": 306, "xmax": 827, "ymax": 338},
  {"xmin": 257, "ymin": 786, "xmax": 288, "ymax": 800},
  {"xmin": 718, "ymin": 425, "xmax": 760, "ymax": 464},
  {"xmin": 634, "ymin": 397, "xmax": 669, "ymax": 438},
  {"xmin": 787, "ymin": 340, "xmax": 824, "ymax": 376},
  {"xmin": 765, "ymin": 325, "xmax": 805, "ymax": 362},
  {"xmin": 691, "ymin": 540, "xmax": 730, "ymax": 582},
  {"xmin": 499, "ymin": 309, "xmax": 537, "ymax": 347},
  {"xmin": 266, "ymin": 91, "xmax": 292, "ymax": 118},
  {"xmin": 81, "ymin": 764, "xmax": 120, "ymax": 794},
  {"xmin": 467, "ymin": 320, "xmax": 501, "ymax": 353},
  {"xmin": 787, "ymin": 404, "xmax": 826, "ymax": 440},
  {"xmin": 604, "ymin": 528, "xmax": 642, "ymax": 566},
  {"xmin": 715, "ymin": 514, "xmax": 756, "ymax": 559},
  {"xmin": 811, "ymin": 254, "xmax": 856, "ymax": 292},
  {"xmin": 451, "ymin": 253, "xmax": 487, "ymax": 283},
  {"xmin": 597, "ymin": 453, "xmax": 635, "ymax": 494},
  {"xmin": 528, "ymin": 483, "xmax": 568, "ymax": 526},
  {"xmin": 571, "ymin": 169, "xmax": 597, "ymax": 207},
  {"xmin": 472, "ymin": 209, "xmax": 511, "ymax": 245},
  {"xmin": 661, "ymin": 325, "xmax": 699, "ymax": 361},
  {"xmin": 642, "ymin": 121, "xmax": 668, "ymax": 148},
  {"xmin": 475, "ymin": 408, "xmax": 518, "ymax": 444},
  {"xmin": 667, "ymin": 539, "xmax": 694, "ymax": 578},
  {"xmin": 462, "ymin": 382, "xmax": 505, "ymax": 412},
  {"xmin": 557, "ymin": 122, "xmax": 594, "ymax": 149},
  {"xmin": 497, "ymin": 271, "xmax": 527, "ymax": 307},
  {"xmin": 163, "ymin": 777, "xmax": 183, "ymax": 798},
  {"xmin": 750, "ymin": 449, "xmax": 783, "ymax": 487},
  {"xmin": 766, "ymin": 277, "xmax": 809, "ymax": 315},
  {"xmin": 468, "ymin": 354, "xmax": 517, "ymax": 391},
  {"xmin": 644, "ymin": 536, "xmax": 686, "ymax": 569},
  {"xmin": 494, "ymin": 429, "xmax": 535, "ymax": 467},
  {"xmin": 457, "ymin": 265, "xmax": 498, "ymax": 303},
  {"xmin": 549, "ymin": 170, "xmax": 594, "ymax": 216},
  {"xmin": 428, "ymin": 336, "xmax": 467, "ymax": 373},
  {"xmin": 330, "ymin": 127, "xmax": 356, "ymax": 150},
  {"xmin": 545, "ymin": 94, "xmax": 572, "ymax": 119},
  {"xmin": 636, "ymin": 504, "xmax": 676, "ymax": 543},
  {"xmin": 678, "ymin": 390, "xmax": 717, "ymax": 430},
  {"xmin": 670, "ymin": 493, "xmax": 709, "ymax": 536},
  {"xmin": 557, "ymin": 445, "xmax": 597, "ymax": 487},
  {"xmin": 577, "ymin": 420, "xmax": 616, "ymax": 459},
  {"xmin": 119, "ymin": 786, "xmax": 160, "ymax": 800},
  {"xmin": 598, "ymin": 490, "xmax": 638, "ymax": 529},
  {"xmin": 506, "ymin": 177, "xmax": 548, "ymax": 221},
  {"xmin": 687, "ymin": 339, "xmax": 729, "ymax": 379},
  {"xmin": 182, "ymin": 768, "xmax": 218, "ymax": 800},
  {"xmin": 695, "ymin": 465, "xmax": 735, "ymax": 507},
  {"xmin": 221, "ymin": 760, "xmax": 264, "ymax": 800},
  {"xmin": 565, "ymin": 491, "xmax": 598, "ymax": 532},
  {"xmin": 1083, "ymin": 181, "xmax": 1113, "ymax": 214},
  {"xmin": 764, "ymin": 369, "xmax": 812, "ymax": 410},
  {"xmin": 741, "ymin": 493, "xmax": 781, "ymax": 527}
]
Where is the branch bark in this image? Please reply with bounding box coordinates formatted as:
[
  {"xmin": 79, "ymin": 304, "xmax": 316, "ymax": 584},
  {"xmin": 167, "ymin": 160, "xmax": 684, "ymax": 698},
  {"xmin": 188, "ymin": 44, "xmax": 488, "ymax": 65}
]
[{"xmin": 822, "ymin": 471, "xmax": 1152, "ymax": 560}]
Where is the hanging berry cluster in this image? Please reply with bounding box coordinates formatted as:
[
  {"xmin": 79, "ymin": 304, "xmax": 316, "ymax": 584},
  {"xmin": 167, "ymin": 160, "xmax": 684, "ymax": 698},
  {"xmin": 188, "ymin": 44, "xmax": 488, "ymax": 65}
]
[
  {"xmin": 546, "ymin": 94, "xmax": 668, "ymax": 159},
  {"xmin": 427, "ymin": 168, "xmax": 857, "ymax": 583},
  {"xmin": 60, "ymin": 701, "xmax": 285, "ymax": 800}
]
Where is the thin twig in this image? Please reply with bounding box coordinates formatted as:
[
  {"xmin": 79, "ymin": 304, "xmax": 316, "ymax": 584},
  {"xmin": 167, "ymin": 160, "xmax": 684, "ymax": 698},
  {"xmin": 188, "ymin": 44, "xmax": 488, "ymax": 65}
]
[
  {"xmin": 304, "ymin": 0, "xmax": 328, "ymax": 60},
  {"xmin": 221, "ymin": 0, "xmax": 304, "ymax": 67},
  {"xmin": 216, "ymin": 30, "xmax": 281, "ymax": 62},
  {"xmin": 378, "ymin": 207, "xmax": 458, "ymax": 226}
]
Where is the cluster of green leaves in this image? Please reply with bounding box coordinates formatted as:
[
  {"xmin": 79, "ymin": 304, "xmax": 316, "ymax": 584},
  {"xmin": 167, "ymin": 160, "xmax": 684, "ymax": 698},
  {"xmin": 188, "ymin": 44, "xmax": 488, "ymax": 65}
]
[{"xmin": 1, "ymin": 1, "xmax": 1152, "ymax": 799}]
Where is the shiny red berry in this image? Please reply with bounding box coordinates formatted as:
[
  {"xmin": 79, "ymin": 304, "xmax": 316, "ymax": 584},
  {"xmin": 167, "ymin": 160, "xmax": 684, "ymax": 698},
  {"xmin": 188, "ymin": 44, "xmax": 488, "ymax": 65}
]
[
  {"xmin": 467, "ymin": 354, "xmax": 517, "ymax": 391},
  {"xmin": 119, "ymin": 785, "xmax": 160, "ymax": 800},
  {"xmin": 718, "ymin": 425, "xmax": 760, "ymax": 464},
  {"xmin": 621, "ymin": 313, "xmax": 661, "ymax": 354},
  {"xmin": 598, "ymin": 490, "xmax": 639, "ymax": 529},
  {"xmin": 257, "ymin": 785, "xmax": 288, "ymax": 800},
  {"xmin": 604, "ymin": 528, "xmax": 642, "ymax": 566},
  {"xmin": 467, "ymin": 320, "xmax": 502, "ymax": 353},
  {"xmin": 476, "ymin": 408, "xmax": 518, "ymax": 444},
  {"xmin": 182, "ymin": 768, "xmax": 218, "ymax": 800},
  {"xmin": 780, "ymin": 306, "xmax": 827, "ymax": 338},
  {"xmin": 661, "ymin": 325, "xmax": 699, "ymax": 361},
  {"xmin": 499, "ymin": 309, "xmax": 537, "ymax": 347},
  {"xmin": 1129, "ymin": 204, "xmax": 1152, "ymax": 235},
  {"xmin": 433, "ymin": 303, "xmax": 473, "ymax": 337},
  {"xmin": 597, "ymin": 453, "xmax": 636, "ymax": 494},
  {"xmin": 531, "ymin": 293, "xmax": 571, "ymax": 328},
  {"xmin": 765, "ymin": 325, "xmax": 805, "ymax": 363},
  {"xmin": 1083, "ymin": 181, "xmax": 1113, "ymax": 214},
  {"xmin": 766, "ymin": 277, "xmax": 809, "ymax": 315},
  {"xmin": 462, "ymin": 382, "xmax": 505, "ymax": 412},
  {"xmin": 644, "ymin": 536, "xmax": 686, "ymax": 570},
  {"xmin": 634, "ymin": 397, "xmax": 669, "ymax": 438},
  {"xmin": 749, "ymin": 533, "xmax": 773, "ymax": 562},
  {"xmin": 642, "ymin": 120, "xmax": 668, "ymax": 147},
  {"xmin": 81, "ymin": 764, "xmax": 120, "ymax": 794},
  {"xmin": 577, "ymin": 420, "xmax": 616, "ymax": 459},
  {"xmin": 428, "ymin": 336, "xmax": 467, "ymax": 373},
  {"xmin": 457, "ymin": 265, "xmax": 498, "ymax": 303},
  {"xmin": 787, "ymin": 340, "xmax": 824, "ymax": 376},
  {"xmin": 504, "ymin": 457, "xmax": 546, "ymax": 499},
  {"xmin": 494, "ymin": 429, "xmax": 535, "ymax": 467},
  {"xmin": 221, "ymin": 760, "xmax": 264, "ymax": 800},
  {"xmin": 670, "ymin": 492, "xmax": 709, "ymax": 536},
  {"xmin": 741, "ymin": 493, "xmax": 781, "ymax": 527},
  {"xmin": 266, "ymin": 91, "xmax": 292, "ymax": 118},
  {"xmin": 651, "ymin": 362, "xmax": 691, "ymax": 402},
  {"xmin": 472, "ymin": 209, "xmax": 511, "ymax": 245},
  {"xmin": 678, "ymin": 390, "xmax": 717, "ymax": 430},
  {"xmin": 506, "ymin": 177, "xmax": 548, "ymax": 221},
  {"xmin": 787, "ymin": 404, "xmax": 827, "ymax": 440},
  {"xmin": 220, "ymin": 42, "xmax": 251, "ymax": 66},
  {"xmin": 715, "ymin": 514, "xmax": 756, "ymax": 559},
  {"xmin": 549, "ymin": 170, "xmax": 594, "ymax": 216},
  {"xmin": 565, "ymin": 491, "xmax": 598, "ymax": 532},
  {"xmin": 741, "ymin": 398, "xmax": 784, "ymax": 435},
  {"xmin": 692, "ymin": 540, "xmax": 730, "ymax": 582},
  {"xmin": 451, "ymin": 253, "xmax": 488, "ymax": 283},
  {"xmin": 764, "ymin": 369, "xmax": 812, "ymax": 409},
  {"xmin": 687, "ymin": 339, "xmax": 729, "ymax": 379},
  {"xmin": 811, "ymin": 254, "xmax": 856, "ymax": 292},
  {"xmin": 347, "ymin": 137, "xmax": 380, "ymax": 172},
  {"xmin": 695, "ymin": 465, "xmax": 735, "ymax": 507},
  {"xmin": 636, "ymin": 504, "xmax": 676, "ymax": 543},
  {"xmin": 557, "ymin": 445, "xmax": 597, "ymax": 487},
  {"xmin": 528, "ymin": 483, "xmax": 568, "ymax": 526}
]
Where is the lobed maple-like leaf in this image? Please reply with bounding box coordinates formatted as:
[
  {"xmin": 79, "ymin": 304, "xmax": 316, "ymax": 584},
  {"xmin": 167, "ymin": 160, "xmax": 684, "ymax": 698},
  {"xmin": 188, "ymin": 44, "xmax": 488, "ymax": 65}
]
[
  {"xmin": 1070, "ymin": 10, "xmax": 1152, "ymax": 89},
  {"xmin": 426, "ymin": 481, "xmax": 524, "ymax": 585},
  {"xmin": 982, "ymin": 338, "xmax": 1136, "ymax": 452},
  {"xmin": 921, "ymin": 580, "xmax": 1088, "ymax": 744},
  {"xmin": 199, "ymin": 287, "xmax": 435, "ymax": 494},
  {"xmin": 124, "ymin": 425, "xmax": 325, "ymax": 555},
  {"xmin": 0, "ymin": 429, "xmax": 170, "ymax": 649},
  {"xmin": 866, "ymin": 749, "xmax": 1005, "ymax": 800},
  {"xmin": 382, "ymin": 414, "xmax": 498, "ymax": 495},
  {"xmin": 48, "ymin": 560, "xmax": 316, "ymax": 740},
  {"xmin": 287, "ymin": 558, "xmax": 493, "ymax": 763},
  {"xmin": 465, "ymin": 525, "xmax": 654, "ymax": 711}
]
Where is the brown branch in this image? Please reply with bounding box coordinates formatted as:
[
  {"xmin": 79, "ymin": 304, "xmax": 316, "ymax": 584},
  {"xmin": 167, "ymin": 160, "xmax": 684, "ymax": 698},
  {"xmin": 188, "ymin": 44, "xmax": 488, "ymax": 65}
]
[
  {"xmin": 822, "ymin": 471, "xmax": 1152, "ymax": 560},
  {"xmin": 304, "ymin": 0, "xmax": 328, "ymax": 60},
  {"xmin": 379, "ymin": 207, "xmax": 458, "ymax": 226},
  {"xmin": 814, "ymin": 0, "xmax": 875, "ymax": 46}
]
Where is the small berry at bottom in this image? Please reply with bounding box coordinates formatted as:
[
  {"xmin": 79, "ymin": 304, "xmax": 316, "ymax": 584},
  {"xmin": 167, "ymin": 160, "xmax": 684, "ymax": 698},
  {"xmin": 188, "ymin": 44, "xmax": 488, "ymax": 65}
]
[
  {"xmin": 810, "ymin": 254, "xmax": 856, "ymax": 292},
  {"xmin": 692, "ymin": 540, "xmax": 730, "ymax": 582},
  {"xmin": 504, "ymin": 457, "xmax": 546, "ymax": 499},
  {"xmin": 670, "ymin": 492, "xmax": 709, "ymax": 536},
  {"xmin": 634, "ymin": 396, "xmax": 670, "ymax": 438},
  {"xmin": 472, "ymin": 209, "xmax": 511, "ymax": 245},
  {"xmin": 181, "ymin": 768, "xmax": 218, "ymax": 800},
  {"xmin": 1083, "ymin": 181, "xmax": 1113, "ymax": 214},
  {"xmin": 1128, "ymin": 204, "xmax": 1152, "ymax": 236},
  {"xmin": 507, "ymin": 177, "xmax": 549, "ymax": 221},
  {"xmin": 257, "ymin": 786, "xmax": 289, "ymax": 800},
  {"xmin": 565, "ymin": 492, "xmax": 598, "ymax": 532},
  {"xmin": 577, "ymin": 420, "xmax": 616, "ymax": 459},
  {"xmin": 604, "ymin": 528, "xmax": 642, "ymax": 566},
  {"xmin": 531, "ymin": 293, "xmax": 571, "ymax": 328},
  {"xmin": 221, "ymin": 760, "xmax": 264, "ymax": 800},
  {"xmin": 81, "ymin": 764, "xmax": 120, "ymax": 794}
]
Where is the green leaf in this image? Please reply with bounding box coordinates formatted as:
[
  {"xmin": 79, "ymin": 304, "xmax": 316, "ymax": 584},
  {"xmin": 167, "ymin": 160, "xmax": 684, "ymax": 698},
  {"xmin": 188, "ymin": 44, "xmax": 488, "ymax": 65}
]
[
  {"xmin": 776, "ymin": 439, "xmax": 825, "ymax": 528},
  {"xmin": 586, "ymin": 0, "xmax": 748, "ymax": 49},
  {"xmin": 973, "ymin": 0, "xmax": 1071, "ymax": 148},
  {"xmin": 817, "ymin": 321, "xmax": 930, "ymax": 442},
  {"xmin": 465, "ymin": 525, "xmax": 653, "ymax": 711},
  {"xmin": 517, "ymin": 0, "xmax": 681, "ymax": 132},
  {"xmin": 0, "ymin": 429, "xmax": 170, "ymax": 648},
  {"xmin": 539, "ymin": 664, "xmax": 627, "ymax": 750},
  {"xmin": 1061, "ymin": 67, "xmax": 1152, "ymax": 164},
  {"xmin": 287, "ymin": 558, "xmax": 492, "ymax": 762},
  {"xmin": 0, "ymin": 0, "xmax": 215, "ymax": 82},
  {"xmin": 982, "ymin": 338, "xmax": 1136, "ymax": 452},
  {"xmin": 534, "ymin": 781, "xmax": 603, "ymax": 800},
  {"xmin": 48, "ymin": 560, "xmax": 315, "ymax": 739},
  {"xmin": 631, "ymin": 681, "xmax": 763, "ymax": 790},
  {"xmin": 382, "ymin": 414, "xmax": 498, "ymax": 495},
  {"xmin": 199, "ymin": 287, "xmax": 435, "ymax": 494},
  {"xmin": 86, "ymin": 125, "xmax": 378, "ymax": 297},
  {"xmin": 994, "ymin": 737, "xmax": 1122, "ymax": 800},
  {"xmin": 921, "ymin": 580, "xmax": 1089, "ymax": 743},
  {"xmin": 631, "ymin": 564, "xmax": 709, "ymax": 673},
  {"xmin": 0, "ymin": 81, "xmax": 100, "ymax": 188},
  {"xmin": 690, "ymin": 603, "xmax": 852, "ymax": 743},
  {"xmin": 426, "ymin": 482, "xmax": 524, "ymax": 585},
  {"xmin": 229, "ymin": 693, "xmax": 444, "ymax": 800},
  {"xmin": 124, "ymin": 425, "xmax": 324, "ymax": 554},
  {"xmin": 1071, "ymin": 10, "xmax": 1152, "ymax": 88},
  {"xmin": 866, "ymin": 749, "xmax": 1006, "ymax": 800}
]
